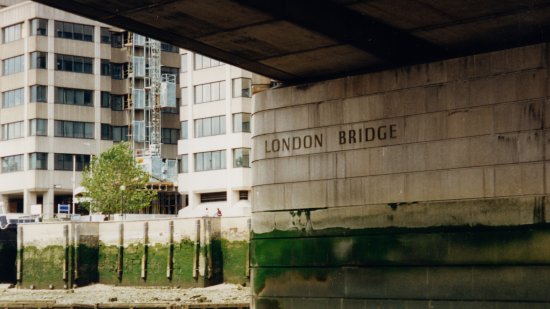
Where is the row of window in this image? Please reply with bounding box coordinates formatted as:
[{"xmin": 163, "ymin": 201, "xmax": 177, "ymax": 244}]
[
  {"xmin": 1, "ymin": 153, "xmax": 90, "ymax": 173},
  {"xmin": 181, "ymin": 53, "xmax": 224, "ymax": 72},
  {"xmin": 181, "ymin": 78, "xmax": 252, "ymax": 105},
  {"xmin": 1, "ymin": 119, "xmax": 95, "ymax": 140},
  {"xmin": 180, "ymin": 148, "xmax": 250, "ymax": 173},
  {"xmin": 2, "ymin": 19, "xmax": 103, "ymax": 43},
  {"xmin": 3, "ymin": 19, "xmax": 181, "ymax": 53},
  {"xmin": 180, "ymin": 113, "xmax": 250, "ymax": 140}
]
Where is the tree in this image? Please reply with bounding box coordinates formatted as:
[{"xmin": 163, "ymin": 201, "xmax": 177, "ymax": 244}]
[{"xmin": 80, "ymin": 142, "xmax": 157, "ymax": 215}]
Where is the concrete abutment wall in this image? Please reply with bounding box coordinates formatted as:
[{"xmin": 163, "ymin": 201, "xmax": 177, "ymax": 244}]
[
  {"xmin": 251, "ymin": 43, "xmax": 550, "ymax": 308},
  {"xmin": 15, "ymin": 217, "xmax": 250, "ymax": 289}
]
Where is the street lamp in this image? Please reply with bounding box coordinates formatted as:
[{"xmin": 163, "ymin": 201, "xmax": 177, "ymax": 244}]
[{"xmin": 119, "ymin": 185, "xmax": 126, "ymax": 220}]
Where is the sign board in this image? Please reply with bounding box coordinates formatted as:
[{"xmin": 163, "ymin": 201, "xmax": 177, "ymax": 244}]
[
  {"xmin": 58, "ymin": 204, "xmax": 70, "ymax": 214},
  {"xmin": 30, "ymin": 204, "xmax": 42, "ymax": 215}
]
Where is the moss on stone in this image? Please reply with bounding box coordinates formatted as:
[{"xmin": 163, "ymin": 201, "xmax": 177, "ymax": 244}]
[
  {"xmin": 20, "ymin": 245, "xmax": 67, "ymax": 289},
  {"xmin": 220, "ymin": 239, "xmax": 248, "ymax": 285}
]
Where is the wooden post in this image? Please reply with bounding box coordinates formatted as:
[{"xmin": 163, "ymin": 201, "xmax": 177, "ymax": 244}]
[
  {"xmin": 74, "ymin": 224, "xmax": 80, "ymax": 281},
  {"xmin": 117, "ymin": 223, "xmax": 123, "ymax": 280},
  {"xmin": 192, "ymin": 219, "xmax": 200, "ymax": 279},
  {"xmin": 166, "ymin": 220, "xmax": 174, "ymax": 279},
  {"xmin": 206, "ymin": 219, "xmax": 212, "ymax": 280},
  {"xmin": 141, "ymin": 222, "xmax": 148, "ymax": 279},
  {"xmin": 246, "ymin": 218, "xmax": 251, "ymax": 278},
  {"xmin": 16, "ymin": 225, "xmax": 23, "ymax": 284},
  {"xmin": 63, "ymin": 225, "xmax": 69, "ymax": 282}
]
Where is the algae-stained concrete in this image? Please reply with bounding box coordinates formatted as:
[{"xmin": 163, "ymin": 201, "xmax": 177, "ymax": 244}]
[
  {"xmin": 251, "ymin": 43, "xmax": 550, "ymax": 308},
  {"xmin": 0, "ymin": 228, "xmax": 16, "ymax": 283},
  {"xmin": 17, "ymin": 217, "xmax": 250, "ymax": 288}
]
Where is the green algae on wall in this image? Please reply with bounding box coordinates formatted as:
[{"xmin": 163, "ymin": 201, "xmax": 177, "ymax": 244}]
[
  {"xmin": 75, "ymin": 244, "xmax": 99, "ymax": 286},
  {"xmin": 20, "ymin": 245, "xmax": 67, "ymax": 289},
  {"xmin": 97, "ymin": 241, "xmax": 196, "ymax": 287},
  {"xmin": 220, "ymin": 239, "xmax": 248, "ymax": 285},
  {"xmin": 252, "ymin": 223, "xmax": 550, "ymax": 303}
]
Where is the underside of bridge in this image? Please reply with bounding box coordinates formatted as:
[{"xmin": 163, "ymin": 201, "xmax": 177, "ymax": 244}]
[
  {"xmin": 33, "ymin": 0, "xmax": 550, "ymax": 83},
  {"xmin": 33, "ymin": 1, "xmax": 550, "ymax": 308}
]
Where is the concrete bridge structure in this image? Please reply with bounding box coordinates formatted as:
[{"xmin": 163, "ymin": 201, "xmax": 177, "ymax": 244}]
[{"xmin": 30, "ymin": 0, "xmax": 550, "ymax": 308}]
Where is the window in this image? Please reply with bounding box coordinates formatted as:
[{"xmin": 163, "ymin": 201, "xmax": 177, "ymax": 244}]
[
  {"xmin": 2, "ymin": 88, "xmax": 24, "ymax": 108},
  {"xmin": 55, "ymin": 54, "xmax": 93, "ymax": 74},
  {"xmin": 180, "ymin": 154, "xmax": 188, "ymax": 173},
  {"xmin": 239, "ymin": 190, "xmax": 249, "ymax": 200},
  {"xmin": 161, "ymin": 128, "xmax": 179, "ymax": 144},
  {"xmin": 195, "ymin": 150, "xmax": 226, "ymax": 172},
  {"xmin": 161, "ymin": 42, "xmax": 179, "ymax": 53},
  {"xmin": 3, "ymin": 55, "xmax": 24, "ymax": 75},
  {"xmin": 54, "ymin": 120, "xmax": 94, "ymax": 139},
  {"xmin": 29, "ymin": 119, "xmax": 47, "ymax": 136},
  {"xmin": 54, "ymin": 153, "xmax": 90, "ymax": 171},
  {"xmin": 181, "ymin": 87, "xmax": 188, "ymax": 106},
  {"xmin": 101, "ymin": 92, "xmax": 110, "ymax": 108},
  {"xmin": 194, "ymin": 54, "xmax": 223, "ymax": 70},
  {"xmin": 30, "ymin": 85, "xmax": 47, "ymax": 103},
  {"xmin": 54, "ymin": 21, "xmax": 94, "ymax": 42},
  {"xmin": 30, "ymin": 52, "xmax": 47, "ymax": 69},
  {"xmin": 233, "ymin": 148, "xmax": 251, "ymax": 168},
  {"xmin": 200, "ymin": 192, "xmax": 227, "ymax": 202},
  {"xmin": 2, "ymin": 121, "xmax": 24, "ymax": 140},
  {"xmin": 181, "ymin": 54, "xmax": 188, "ymax": 72},
  {"xmin": 30, "ymin": 19, "xmax": 48, "ymax": 36},
  {"xmin": 100, "ymin": 59, "xmax": 110, "ymax": 76},
  {"xmin": 162, "ymin": 107, "xmax": 179, "ymax": 114},
  {"xmin": 101, "ymin": 124, "xmax": 112, "ymax": 140},
  {"xmin": 2, "ymin": 23, "xmax": 22, "ymax": 43},
  {"xmin": 232, "ymin": 78, "xmax": 252, "ymax": 98},
  {"xmin": 100, "ymin": 28, "xmax": 111, "ymax": 44},
  {"xmin": 29, "ymin": 153, "xmax": 48, "ymax": 170},
  {"xmin": 1, "ymin": 155, "xmax": 23, "ymax": 173},
  {"xmin": 180, "ymin": 121, "xmax": 188, "ymax": 139},
  {"xmin": 112, "ymin": 126, "xmax": 128, "ymax": 142},
  {"xmin": 194, "ymin": 81, "xmax": 225, "ymax": 104},
  {"xmin": 194, "ymin": 115, "xmax": 225, "ymax": 138},
  {"xmin": 233, "ymin": 113, "xmax": 251, "ymax": 133},
  {"xmin": 111, "ymin": 32, "xmax": 123, "ymax": 48},
  {"xmin": 55, "ymin": 87, "xmax": 93, "ymax": 106},
  {"xmin": 111, "ymin": 63, "xmax": 126, "ymax": 79},
  {"xmin": 111, "ymin": 95, "xmax": 124, "ymax": 111},
  {"xmin": 161, "ymin": 66, "xmax": 179, "ymax": 83}
]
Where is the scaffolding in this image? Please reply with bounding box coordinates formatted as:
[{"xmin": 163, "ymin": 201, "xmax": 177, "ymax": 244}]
[{"xmin": 126, "ymin": 32, "xmax": 178, "ymax": 184}]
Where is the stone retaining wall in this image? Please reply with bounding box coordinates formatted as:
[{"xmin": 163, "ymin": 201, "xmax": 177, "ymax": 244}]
[{"xmin": 16, "ymin": 217, "xmax": 250, "ymax": 289}]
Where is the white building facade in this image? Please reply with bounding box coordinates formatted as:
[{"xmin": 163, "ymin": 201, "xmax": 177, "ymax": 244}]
[
  {"xmin": 178, "ymin": 52, "xmax": 269, "ymax": 217},
  {"xmin": 0, "ymin": 0, "xmax": 264, "ymax": 219}
]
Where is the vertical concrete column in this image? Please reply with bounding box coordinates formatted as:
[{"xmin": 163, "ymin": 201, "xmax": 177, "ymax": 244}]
[
  {"xmin": 0, "ymin": 194, "xmax": 9, "ymax": 213},
  {"xmin": 23, "ymin": 189, "xmax": 37, "ymax": 215},
  {"xmin": 189, "ymin": 191, "xmax": 200, "ymax": 208},
  {"xmin": 228, "ymin": 189, "xmax": 239, "ymax": 208},
  {"xmin": 43, "ymin": 188, "xmax": 55, "ymax": 219}
]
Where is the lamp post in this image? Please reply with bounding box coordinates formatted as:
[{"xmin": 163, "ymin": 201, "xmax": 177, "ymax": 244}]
[
  {"xmin": 72, "ymin": 154, "xmax": 76, "ymax": 216},
  {"xmin": 119, "ymin": 185, "xmax": 126, "ymax": 220}
]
